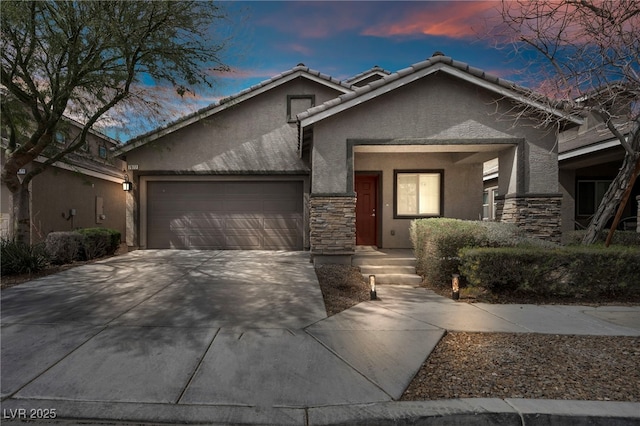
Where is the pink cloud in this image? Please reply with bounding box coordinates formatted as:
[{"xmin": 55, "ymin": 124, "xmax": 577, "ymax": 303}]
[
  {"xmin": 282, "ymin": 43, "xmax": 313, "ymax": 56},
  {"xmin": 362, "ymin": 2, "xmax": 499, "ymax": 39}
]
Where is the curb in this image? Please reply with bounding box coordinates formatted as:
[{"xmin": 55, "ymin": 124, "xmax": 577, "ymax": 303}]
[
  {"xmin": 309, "ymin": 399, "xmax": 640, "ymax": 425},
  {"xmin": 2, "ymin": 398, "xmax": 639, "ymax": 425}
]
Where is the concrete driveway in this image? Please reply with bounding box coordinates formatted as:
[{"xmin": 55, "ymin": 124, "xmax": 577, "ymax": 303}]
[
  {"xmin": 3, "ymin": 250, "xmax": 366, "ymax": 408},
  {"xmin": 1, "ymin": 250, "xmax": 326, "ymax": 329}
]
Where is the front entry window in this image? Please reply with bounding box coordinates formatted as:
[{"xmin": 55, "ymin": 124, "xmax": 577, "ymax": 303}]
[{"xmin": 394, "ymin": 170, "xmax": 443, "ymax": 218}]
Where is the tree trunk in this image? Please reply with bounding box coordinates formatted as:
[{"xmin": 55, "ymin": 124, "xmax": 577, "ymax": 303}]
[
  {"xmin": 10, "ymin": 182, "xmax": 32, "ymax": 245},
  {"xmin": 605, "ymin": 156, "xmax": 640, "ymax": 246},
  {"xmin": 582, "ymin": 153, "xmax": 640, "ymax": 245}
]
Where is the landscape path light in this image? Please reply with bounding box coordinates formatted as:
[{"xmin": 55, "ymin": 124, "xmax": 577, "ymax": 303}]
[
  {"xmin": 452, "ymin": 274, "xmax": 460, "ymax": 300},
  {"xmin": 369, "ymin": 275, "xmax": 377, "ymax": 300}
]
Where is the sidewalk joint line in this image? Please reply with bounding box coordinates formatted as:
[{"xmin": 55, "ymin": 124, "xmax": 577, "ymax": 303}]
[
  {"xmin": 175, "ymin": 327, "xmax": 221, "ymax": 404},
  {"xmin": 303, "ymin": 329, "xmax": 395, "ymax": 401},
  {"xmin": 3, "ymin": 325, "xmax": 108, "ymax": 400},
  {"xmin": 503, "ymin": 398, "xmax": 526, "ymax": 426}
]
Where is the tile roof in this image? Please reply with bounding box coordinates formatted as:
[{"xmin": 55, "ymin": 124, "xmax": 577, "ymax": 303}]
[
  {"xmin": 115, "ymin": 64, "xmax": 353, "ymax": 155},
  {"xmin": 297, "ymin": 55, "xmax": 526, "ymax": 123},
  {"xmin": 217, "ymin": 64, "xmax": 353, "ymax": 107},
  {"xmin": 343, "ymin": 65, "xmax": 392, "ymax": 84}
]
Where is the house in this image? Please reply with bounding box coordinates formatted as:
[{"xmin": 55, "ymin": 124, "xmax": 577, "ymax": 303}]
[
  {"xmin": 116, "ymin": 54, "xmax": 581, "ymax": 263},
  {"xmin": 558, "ymin": 115, "xmax": 639, "ymax": 234},
  {"xmin": 483, "ymin": 105, "xmax": 640, "ymax": 237},
  {"xmin": 0, "ymin": 118, "xmax": 127, "ymax": 243}
]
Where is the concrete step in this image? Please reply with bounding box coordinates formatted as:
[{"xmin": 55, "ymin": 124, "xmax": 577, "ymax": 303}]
[
  {"xmin": 359, "ymin": 265, "xmax": 417, "ymax": 275},
  {"xmin": 353, "ymin": 249, "xmax": 422, "ymax": 286},
  {"xmin": 361, "ymin": 273, "xmax": 423, "ymax": 286},
  {"xmin": 352, "ymin": 256, "xmax": 416, "ymax": 267}
]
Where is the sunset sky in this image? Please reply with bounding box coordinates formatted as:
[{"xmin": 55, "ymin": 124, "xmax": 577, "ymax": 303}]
[{"xmin": 111, "ymin": 1, "xmax": 528, "ymax": 140}]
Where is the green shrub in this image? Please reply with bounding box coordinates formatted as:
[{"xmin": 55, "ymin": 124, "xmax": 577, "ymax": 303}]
[
  {"xmin": 459, "ymin": 246, "xmax": 640, "ymax": 298},
  {"xmin": 45, "ymin": 231, "xmax": 84, "ymax": 264},
  {"xmin": 77, "ymin": 228, "xmax": 121, "ymax": 259},
  {"xmin": 564, "ymin": 230, "xmax": 640, "ymax": 246},
  {"xmin": 1, "ymin": 239, "xmax": 49, "ymax": 276},
  {"xmin": 409, "ymin": 218, "xmax": 529, "ymax": 288}
]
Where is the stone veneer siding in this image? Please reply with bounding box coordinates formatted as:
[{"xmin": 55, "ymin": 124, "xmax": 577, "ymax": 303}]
[
  {"xmin": 309, "ymin": 195, "xmax": 356, "ymax": 255},
  {"xmin": 496, "ymin": 194, "xmax": 562, "ymax": 243}
]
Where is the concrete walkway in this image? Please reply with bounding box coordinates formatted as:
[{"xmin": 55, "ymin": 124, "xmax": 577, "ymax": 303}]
[{"xmin": 1, "ymin": 250, "xmax": 639, "ymax": 425}]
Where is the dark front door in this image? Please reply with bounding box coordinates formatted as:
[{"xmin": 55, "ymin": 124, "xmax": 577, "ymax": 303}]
[{"xmin": 355, "ymin": 174, "xmax": 378, "ymax": 246}]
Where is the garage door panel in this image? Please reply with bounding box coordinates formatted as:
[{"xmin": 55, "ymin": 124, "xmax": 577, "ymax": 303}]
[
  {"xmin": 188, "ymin": 216, "xmax": 225, "ymax": 230},
  {"xmin": 147, "ymin": 181, "xmax": 303, "ymax": 250},
  {"xmin": 224, "ymin": 199, "xmax": 264, "ymax": 211},
  {"xmin": 168, "ymin": 218, "xmax": 189, "ymax": 230},
  {"xmin": 264, "ymin": 217, "xmax": 299, "ymax": 230},
  {"xmin": 263, "ymin": 230, "xmax": 301, "ymax": 249},
  {"xmin": 224, "ymin": 232, "xmax": 262, "ymax": 249},
  {"xmin": 263, "ymin": 199, "xmax": 302, "ymax": 213},
  {"xmin": 225, "ymin": 181, "xmax": 294, "ymax": 195},
  {"xmin": 188, "ymin": 234, "xmax": 225, "ymax": 249},
  {"xmin": 226, "ymin": 216, "xmax": 264, "ymax": 230}
]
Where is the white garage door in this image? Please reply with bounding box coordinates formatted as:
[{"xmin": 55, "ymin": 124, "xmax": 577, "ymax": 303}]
[{"xmin": 147, "ymin": 181, "xmax": 303, "ymax": 249}]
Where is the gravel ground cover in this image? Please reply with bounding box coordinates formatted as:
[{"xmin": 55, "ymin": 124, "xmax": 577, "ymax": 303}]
[
  {"xmin": 315, "ymin": 263, "xmax": 370, "ymax": 316},
  {"xmin": 401, "ymin": 332, "xmax": 640, "ymax": 402},
  {"xmin": 316, "ymin": 264, "xmax": 640, "ymax": 402}
]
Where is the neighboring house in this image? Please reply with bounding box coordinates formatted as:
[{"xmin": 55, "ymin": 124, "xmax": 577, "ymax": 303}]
[
  {"xmin": 0, "ymin": 118, "xmax": 127, "ymax": 243},
  {"xmin": 116, "ymin": 54, "xmax": 580, "ymax": 263},
  {"xmin": 483, "ymin": 111, "xmax": 640, "ymax": 238},
  {"xmin": 558, "ymin": 116, "xmax": 639, "ymax": 234}
]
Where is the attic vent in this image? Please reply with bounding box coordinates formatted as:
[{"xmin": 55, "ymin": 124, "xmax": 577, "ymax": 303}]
[{"xmin": 431, "ymin": 51, "xmax": 445, "ymax": 57}]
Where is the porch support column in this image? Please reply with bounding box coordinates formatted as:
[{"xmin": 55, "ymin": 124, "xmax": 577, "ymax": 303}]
[
  {"xmin": 309, "ymin": 193, "xmax": 356, "ymax": 265},
  {"xmin": 496, "ymin": 193, "xmax": 563, "ymax": 243}
]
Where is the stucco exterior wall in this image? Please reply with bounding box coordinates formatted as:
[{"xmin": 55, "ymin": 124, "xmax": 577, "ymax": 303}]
[
  {"xmin": 31, "ymin": 167, "xmax": 126, "ymax": 242},
  {"xmin": 355, "ymin": 152, "xmax": 482, "ymax": 248},
  {"xmin": 311, "ymin": 72, "xmax": 558, "ymax": 195},
  {"xmin": 525, "ymin": 135, "xmax": 559, "ymax": 193},
  {"xmin": 559, "ymin": 168, "xmax": 576, "ymax": 236},
  {"xmin": 0, "ymin": 153, "xmax": 10, "ymax": 238},
  {"xmin": 126, "ymin": 77, "xmax": 342, "ymax": 173}
]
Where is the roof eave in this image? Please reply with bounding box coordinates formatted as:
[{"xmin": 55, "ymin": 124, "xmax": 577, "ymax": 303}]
[
  {"xmin": 115, "ymin": 69, "xmax": 353, "ymax": 157},
  {"xmin": 300, "ymin": 64, "xmax": 583, "ymax": 129}
]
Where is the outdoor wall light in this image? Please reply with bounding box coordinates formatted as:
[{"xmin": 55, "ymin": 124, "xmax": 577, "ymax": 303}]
[
  {"xmin": 452, "ymin": 274, "xmax": 460, "ymax": 300},
  {"xmin": 122, "ymin": 173, "xmax": 132, "ymax": 191},
  {"xmin": 369, "ymin": 275, "xmax": 377, "ymax": 300}
]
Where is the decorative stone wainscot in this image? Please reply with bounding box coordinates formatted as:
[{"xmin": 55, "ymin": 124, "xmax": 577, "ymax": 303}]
[
  {"xmin": 309, "ymin": 194, "xmax": 356, "ymax": 263},
  {"xmin": 496, "ymin": 193, "xmax": 563, "ymax": 244}
]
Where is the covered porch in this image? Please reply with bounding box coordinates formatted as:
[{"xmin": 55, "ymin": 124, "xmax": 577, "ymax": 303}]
[{"xmin": 351, "ymin": 142, "xmax": 515, "ymax": 249}]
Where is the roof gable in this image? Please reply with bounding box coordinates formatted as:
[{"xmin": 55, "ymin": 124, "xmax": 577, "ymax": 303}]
[
  {"xmin": 298, "ymin": 55, "xmax": 583, "ymax": 128},
  {"xmin": 115, "ymin": 64, "xmax": 353, "ymax": 156},
  {"xmin": 343, "ymin": 65, "xmax": 391, "ymax": 87}
]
